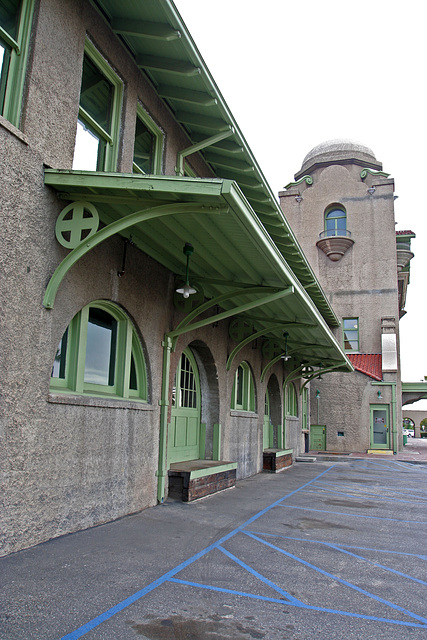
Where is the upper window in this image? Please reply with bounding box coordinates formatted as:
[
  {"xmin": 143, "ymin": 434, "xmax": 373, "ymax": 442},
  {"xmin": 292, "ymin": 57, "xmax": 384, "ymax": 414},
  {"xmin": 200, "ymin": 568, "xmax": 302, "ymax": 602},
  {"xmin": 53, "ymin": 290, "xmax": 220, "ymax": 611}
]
[
  {"xmin": 0, "ymin": 0, "xmax": 35, "ymax": 126},
  {"xmin": 133, "ymin": 105, "xmax": 163, "ymax": 174},
  {"xmin": 285, "ymin": 382, "xmax": 298, "ymax": 417},
  {"xmin": 343, "ymin": 317, "xmax": 359, "ymax": 351},
  {"xmin": 73, "ymin": 40, "xmax": 122, "ymax": 172},
  {"xmin": 50, "ymin": 301, "xmax": 147, "ymax": 401},
  {"xmin": 231, "ymin": 362, "xmax": 256, "ymax": 412},
  {"xmin": 325, "ymin": 204, "xmax": 346, "ymax": 237}
]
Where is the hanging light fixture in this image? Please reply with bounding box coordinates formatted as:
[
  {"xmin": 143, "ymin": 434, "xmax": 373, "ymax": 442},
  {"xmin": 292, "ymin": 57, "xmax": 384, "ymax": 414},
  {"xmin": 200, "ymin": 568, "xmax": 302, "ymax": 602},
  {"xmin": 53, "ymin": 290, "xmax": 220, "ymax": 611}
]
[
  {"xmin": 176, "ymin": 242, "xmax": 197, "ymax": 299},
  {"xmin": 281, "ymin": 332, "xmax": 291, "ymax": 361}
]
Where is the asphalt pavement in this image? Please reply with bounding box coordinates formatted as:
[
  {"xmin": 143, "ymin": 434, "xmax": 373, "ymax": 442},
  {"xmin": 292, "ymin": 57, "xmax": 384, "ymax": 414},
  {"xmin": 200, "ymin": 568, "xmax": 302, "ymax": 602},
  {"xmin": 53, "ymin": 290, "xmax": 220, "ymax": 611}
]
[{"xmin": 1, "ymin": 453, "xmax": 427, "ymax": 640}]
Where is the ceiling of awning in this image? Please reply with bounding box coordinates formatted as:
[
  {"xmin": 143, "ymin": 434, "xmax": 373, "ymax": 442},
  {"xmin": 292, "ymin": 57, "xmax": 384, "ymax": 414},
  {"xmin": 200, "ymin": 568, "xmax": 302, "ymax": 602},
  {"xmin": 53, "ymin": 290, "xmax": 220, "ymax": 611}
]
[
  {"xmin": 88, "ymin": 0, "xmax": 338, "ymax": 328},
  {"xmin": 45, "ymin": 170, "xmax": 352, "ymax": 372}
]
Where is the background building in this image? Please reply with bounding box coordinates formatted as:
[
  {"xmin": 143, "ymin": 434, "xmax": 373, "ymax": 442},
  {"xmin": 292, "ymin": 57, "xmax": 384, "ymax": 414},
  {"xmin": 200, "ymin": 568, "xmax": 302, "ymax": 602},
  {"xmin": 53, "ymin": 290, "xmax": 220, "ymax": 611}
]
[{"xmin": 280, "ymin": 140, "xmax": 414, "ymax": 454}]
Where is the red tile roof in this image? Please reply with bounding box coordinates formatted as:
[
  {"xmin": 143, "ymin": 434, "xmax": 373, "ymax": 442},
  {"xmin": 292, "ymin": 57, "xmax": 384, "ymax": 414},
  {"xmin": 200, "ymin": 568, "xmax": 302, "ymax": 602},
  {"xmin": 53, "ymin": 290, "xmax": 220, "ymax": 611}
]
[
  {"xmin": 347, "ymin": 353, "xmax": 382, "ymax": 381},
  {"xmin": 396, "ymin": 230, "xmax": 415, "ymax": 236}
]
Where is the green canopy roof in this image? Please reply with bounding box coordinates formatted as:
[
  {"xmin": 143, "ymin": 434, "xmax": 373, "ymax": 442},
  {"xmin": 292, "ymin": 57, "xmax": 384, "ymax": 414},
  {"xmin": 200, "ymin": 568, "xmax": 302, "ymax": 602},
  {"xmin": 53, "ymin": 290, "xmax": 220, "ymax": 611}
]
[{"xmin": 44, "ymin": 170, "xmax": 352, "ymax": 372}]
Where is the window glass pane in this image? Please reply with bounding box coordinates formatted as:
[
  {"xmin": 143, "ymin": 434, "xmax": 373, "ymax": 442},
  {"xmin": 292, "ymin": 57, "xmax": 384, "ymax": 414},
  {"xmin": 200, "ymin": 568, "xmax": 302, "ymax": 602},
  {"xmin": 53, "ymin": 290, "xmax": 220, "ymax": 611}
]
[
  {"xmin": 179, "ymin": 353, "xmax": 197, "ymax": 408},
  {"xmin": 129, "ymin": 353, "xmax": 138, "ymax": 391},
  {"xmin": 236, "ymin": 365, "xmax": 243, "ymax": 406},
  {"xmin": 51, "ymin": 328, "xmax": 68, "ymax": 379},
  {"xmin": 80, "ymin": 55, "xmax": 113, "ymax": 134},
  {"xmin": 72, "ymin": 120, "xmax": 100, "ymax": 171},
  {"xmin": 343, "ymin": 318, "xmax": 358, "ymax": 330},
  {"xmin": 133, "ymin": 117, "xmax": 154, "ymax": 173},
  {"xmin": 84, "ymin": 308, "xmax": 117, "ymax": 385},
  {"xmin": 0, "ymin": 0, "xmax": 21, "ymax": 40}
]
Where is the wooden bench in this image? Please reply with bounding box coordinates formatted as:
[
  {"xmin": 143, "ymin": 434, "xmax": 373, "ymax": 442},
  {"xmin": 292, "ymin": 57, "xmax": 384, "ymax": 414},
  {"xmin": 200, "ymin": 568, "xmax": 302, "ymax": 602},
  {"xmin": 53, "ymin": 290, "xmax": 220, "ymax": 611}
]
[
  {"xmin": 263, "ymin": 448, "xmax": 293, "ymax": 473},
  {"xmin": 168, "ymin": 459, "xmax": 237, "ymax": 502}
]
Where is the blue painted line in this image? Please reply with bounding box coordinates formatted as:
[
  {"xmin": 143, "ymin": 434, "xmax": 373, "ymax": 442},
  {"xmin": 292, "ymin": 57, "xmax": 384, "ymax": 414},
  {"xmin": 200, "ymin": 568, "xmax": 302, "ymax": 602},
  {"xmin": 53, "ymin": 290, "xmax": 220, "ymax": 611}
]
[
  {"xmin": 168, "ymin": 577, "xmax": 427, "ymax": 629},
  {"xmin": 247, "ymin": 531, "xmax": 427, "ymax": 561},
  {"xmin": 168, "ymin": 578, "xmax": 291, "ymax": 604},
  {"xmin": 303, "ymin": 485, "xmax": 427, "ymax": 505},
  {"xmin": 217, "ymin": 544, "xmax": 302, "ymax": 605},
  {"xmin": 277, "ymin": 504, "xmax": 427, "ymax": 525},
  {"xmin": 244, "ymin": 531, "xmax": 427, "ymax": 625},
  {"xmin": 59, "ymin": 465, "xmax": 337, "ymax": 638}
]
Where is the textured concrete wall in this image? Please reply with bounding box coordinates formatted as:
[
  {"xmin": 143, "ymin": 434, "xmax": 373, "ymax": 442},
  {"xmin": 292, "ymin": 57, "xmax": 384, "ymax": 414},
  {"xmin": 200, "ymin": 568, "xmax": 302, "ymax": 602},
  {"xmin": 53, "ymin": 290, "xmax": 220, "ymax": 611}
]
[{"xmin": 1, "ymin": 0, "xmax": 304, "ymax": 556}]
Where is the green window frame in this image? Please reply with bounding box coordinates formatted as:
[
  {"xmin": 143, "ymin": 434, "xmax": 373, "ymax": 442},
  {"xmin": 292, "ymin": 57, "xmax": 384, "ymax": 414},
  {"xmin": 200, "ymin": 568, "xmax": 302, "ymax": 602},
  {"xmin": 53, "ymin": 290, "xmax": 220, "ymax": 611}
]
[
  {"xmin": 50, "ymin": 300, "xmax": 147, "ymax": 401},
  {"xmin": 73, "ymin": 39, "xmax": 122, "ymax": 172},
  {"xmin": 325, "ymin": 204, "xmax": 346, "ymax": 237},
  {"xmin": 0, "ymin": 0, "xmax": 35, "ymax": 126},
  {"xmin": 343, "ymin": 317, "xmax": 359, "ymax": 352},
  {"xmin": 231, "ymin": 361, "xmax": 256, "ymax": 412},
  {"xmin": 133, "ymin": 104, "xmax": 163, "ymax": 174},
  {"xmin": 285, "ymin": 382, "xmax": 298, "ymax": 417}
]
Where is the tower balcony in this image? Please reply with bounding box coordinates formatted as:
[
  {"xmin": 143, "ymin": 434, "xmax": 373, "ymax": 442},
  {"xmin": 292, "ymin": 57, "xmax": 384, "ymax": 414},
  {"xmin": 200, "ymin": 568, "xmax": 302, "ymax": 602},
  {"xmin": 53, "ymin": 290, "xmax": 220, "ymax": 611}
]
[{"xmin": 316, "ymin": 229, "xmax": 354, "ymax": 262}]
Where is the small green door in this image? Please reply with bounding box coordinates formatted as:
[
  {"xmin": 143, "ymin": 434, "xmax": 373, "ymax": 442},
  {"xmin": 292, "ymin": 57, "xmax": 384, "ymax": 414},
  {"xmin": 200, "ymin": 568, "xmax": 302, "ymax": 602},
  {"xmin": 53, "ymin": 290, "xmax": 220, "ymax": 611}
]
[
  {"xmin": 310, "ymin": 424, "xmax": 326, "ymax": 451},
  {"xmin": 168, "ymin": 349, "xmax": 201, "ymax": 463},
  {"xmin": 263, "ymin": 390, "xmax": 272, "ymax": 450},
  {"xmin": 370, "ymin": 405, "xmax": 390, "ymax": 449}
]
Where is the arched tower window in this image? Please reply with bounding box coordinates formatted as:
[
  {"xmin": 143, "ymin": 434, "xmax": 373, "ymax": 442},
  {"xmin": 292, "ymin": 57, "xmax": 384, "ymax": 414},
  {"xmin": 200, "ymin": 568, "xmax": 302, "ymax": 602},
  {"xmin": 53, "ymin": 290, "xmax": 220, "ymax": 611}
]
[
  {"xmin": 325, "ymin": 204, "xmax": 347, "ymax": 237},
  {"xmin": 231, "ymin": 362, "xmax": 256, "ymax": 412}
]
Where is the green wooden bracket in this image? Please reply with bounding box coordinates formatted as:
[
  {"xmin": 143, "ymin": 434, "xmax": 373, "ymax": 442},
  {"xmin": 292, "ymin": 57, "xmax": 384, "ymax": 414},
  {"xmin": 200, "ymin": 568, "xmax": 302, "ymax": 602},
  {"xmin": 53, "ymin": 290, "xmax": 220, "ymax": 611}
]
[
  {"xmin": 176, "ymin": 128, "xmax": 235, "ymax": 176},
  {"xmin": 226, "ymin": 320, "xmax": 290, "ymax": 371},
  {"xmin": 284, "ymin": 175, "xmax": 313, "ymax": 189},
  {"xmin": 43, "ymin": 202, "xmax": 224, "ymax": 309},
  {"xmin": 213, "ymin": 423, "xmax": 221, "ymax": 461},
  {"xmin": 168, "ymin": 287, "xmax": 295, "ymax": 352},
  {"xmin": 360, "ymin": 168, "xmax": 390, "ymax": 180},
  {"xmin": 300, "ymin": 363, "xmax": 350, "ymax": 392},
  {"xmin": 199, "ymin": 423, "xmax": 206, "ymax": 459}
]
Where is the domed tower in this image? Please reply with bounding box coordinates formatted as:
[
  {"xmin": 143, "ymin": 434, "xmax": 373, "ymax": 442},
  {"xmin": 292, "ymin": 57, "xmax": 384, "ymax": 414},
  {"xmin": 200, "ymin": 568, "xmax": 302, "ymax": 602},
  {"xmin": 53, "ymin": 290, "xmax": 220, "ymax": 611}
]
[{"xmin": 279, "ymin": 140, "xmax": 412, "ymax": 454}]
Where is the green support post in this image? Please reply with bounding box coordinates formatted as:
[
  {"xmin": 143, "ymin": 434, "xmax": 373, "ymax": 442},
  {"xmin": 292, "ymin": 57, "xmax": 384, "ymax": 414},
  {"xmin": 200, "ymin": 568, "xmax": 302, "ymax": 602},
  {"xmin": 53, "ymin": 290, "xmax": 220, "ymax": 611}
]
[{"xmin": 213, "ymin": 423, "xmax": 221, "ymax": 461}]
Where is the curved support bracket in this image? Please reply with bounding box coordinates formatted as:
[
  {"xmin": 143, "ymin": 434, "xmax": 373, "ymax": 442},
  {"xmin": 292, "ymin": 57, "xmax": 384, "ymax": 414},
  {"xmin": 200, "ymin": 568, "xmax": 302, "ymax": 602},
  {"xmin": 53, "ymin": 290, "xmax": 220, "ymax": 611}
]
[
  {"xmin": 299, "ymin": 364, "xmax": 347, "ymax": 393},
  {"xmin": 360, "ymin": 168, "xmax": 390, "ymax": 180},
  {"xmin": 226, "ymin": 323, "xmax": 286, "ymax": 372},
  {"xmin": 43, "ymin": 202, "xmax": 225, "ymax": 309},
  {"xmin": 283, "ymin": 365, "xmax": 305, "ymax": 390},
  {"xmin": 284, "ymin": 175, "xmax": 313, "ymax": 190},
  {"xmin": 168, "ymin": 286, "xmax": 294, "ymax": 352}
]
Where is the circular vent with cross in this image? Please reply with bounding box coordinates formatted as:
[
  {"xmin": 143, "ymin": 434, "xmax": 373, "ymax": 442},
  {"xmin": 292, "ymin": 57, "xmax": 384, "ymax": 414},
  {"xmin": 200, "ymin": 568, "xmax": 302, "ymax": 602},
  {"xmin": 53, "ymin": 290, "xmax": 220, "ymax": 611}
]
[
  {"xmin": 228, "ymin": 318, "xmax": 254, "ymax": 342},
  {"xmin": 55, "ymin": 201, "xmax": 100, "ymax": 249},
  {"xmin": 262, "ymin": 340, "xmax": 284, "ymax": 360}
]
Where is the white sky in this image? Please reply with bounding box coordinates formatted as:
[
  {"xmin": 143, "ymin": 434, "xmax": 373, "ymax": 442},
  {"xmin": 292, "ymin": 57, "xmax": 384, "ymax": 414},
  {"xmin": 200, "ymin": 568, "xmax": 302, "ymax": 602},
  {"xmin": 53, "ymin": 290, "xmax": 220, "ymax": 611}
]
[{"xmin": 175, "ymin": 0, "xmax": 427, "ymax": 408}]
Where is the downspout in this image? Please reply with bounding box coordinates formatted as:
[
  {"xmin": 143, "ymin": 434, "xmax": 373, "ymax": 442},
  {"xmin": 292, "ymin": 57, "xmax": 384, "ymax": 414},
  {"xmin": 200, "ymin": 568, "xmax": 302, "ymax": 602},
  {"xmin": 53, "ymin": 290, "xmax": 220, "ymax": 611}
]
[{"xmin": 157, "ymin": 336, "xmax": 173, "ymax": 503}]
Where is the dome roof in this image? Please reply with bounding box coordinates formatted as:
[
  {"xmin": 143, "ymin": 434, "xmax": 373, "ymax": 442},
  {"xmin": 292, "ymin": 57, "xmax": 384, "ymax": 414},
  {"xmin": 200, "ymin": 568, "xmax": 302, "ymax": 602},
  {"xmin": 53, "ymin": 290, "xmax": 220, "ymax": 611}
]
[{"xmin": 297, "ymin": 139, "xmax": 382, "ymax": 177}]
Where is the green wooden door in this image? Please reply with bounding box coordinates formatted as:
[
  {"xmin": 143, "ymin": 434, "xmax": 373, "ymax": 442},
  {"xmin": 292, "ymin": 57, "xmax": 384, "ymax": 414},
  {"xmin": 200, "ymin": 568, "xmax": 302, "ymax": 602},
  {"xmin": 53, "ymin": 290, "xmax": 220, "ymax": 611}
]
[
  {"xmin": 168, "ymin": 349, "xmax": 201, "ymax": 463},
  {"xmin": 263, "ymin": 390, "xmax": 272, "ymax": 450},
  {"xmin": 310, "ymin": 424, "xmax": 326, "ymax": 451},
  {"xmin": 370, "ymin": 405, "xmax": 390, "ymax": 449}
]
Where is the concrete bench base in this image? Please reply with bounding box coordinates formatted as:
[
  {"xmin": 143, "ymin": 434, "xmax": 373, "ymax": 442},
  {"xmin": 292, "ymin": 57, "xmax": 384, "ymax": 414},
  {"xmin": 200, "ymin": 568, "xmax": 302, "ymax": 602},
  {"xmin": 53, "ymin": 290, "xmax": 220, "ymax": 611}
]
[
  {"xmin": 263, "ymin": 449, "xmax": 293, "ymax": 473},
  {"xmin": 168, "ymin": 460, "xmax": 237, "ymax": 502}
]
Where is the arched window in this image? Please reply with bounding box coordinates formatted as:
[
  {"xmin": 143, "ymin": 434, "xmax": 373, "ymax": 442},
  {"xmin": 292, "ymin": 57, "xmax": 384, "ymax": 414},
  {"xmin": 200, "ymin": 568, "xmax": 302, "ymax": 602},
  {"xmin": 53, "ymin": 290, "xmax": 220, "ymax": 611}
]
[
  {"xmin": 231, "ymin": 362, "xmax": 256, "ymax": 412},
  {"xmin": 50, "ymin": 301, "xmax": 147, "ymax": 401},
  {"xmin": 325, "ymin": 204, "xmax": 346, "ymax": 237},
  {"xmin": 285, "ymin": 382, "xmax": 298, "ymax": 417}
]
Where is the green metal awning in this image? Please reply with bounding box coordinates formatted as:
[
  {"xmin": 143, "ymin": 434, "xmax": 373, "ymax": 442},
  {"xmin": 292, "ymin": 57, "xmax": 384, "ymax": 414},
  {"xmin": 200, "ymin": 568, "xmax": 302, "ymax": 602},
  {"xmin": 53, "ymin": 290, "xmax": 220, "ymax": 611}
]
[
  {"xmin": 44, "ymin": 170, "xmax": 352, "ymax": 372},
  {"xmin": 88, "ymin": 0, "xmax": 339, "ymax": 328}
]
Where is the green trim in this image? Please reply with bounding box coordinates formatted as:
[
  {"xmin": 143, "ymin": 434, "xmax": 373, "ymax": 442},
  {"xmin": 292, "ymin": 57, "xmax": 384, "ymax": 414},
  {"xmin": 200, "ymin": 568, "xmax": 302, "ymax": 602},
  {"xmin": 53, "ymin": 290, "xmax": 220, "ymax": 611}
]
[
  {"xmin": 50, "ymin": 300, "xmax": 147, "ymax": 402},
  {"xmin": 284, "ymin": 175, "xmax": 313, "ymax": 189},
  {"xmin": 360, "ymin": 168, "xmax": 390, "ymax": 180},
  {"xmin": 43, "ymin": 202, "xmax": 223, "ymax": 309},
  {"xmin": 231, "ymin": 361, "xmax": 256, "ymax": 412},
  {"xmin": 189, "ymin": 462, "xmax": 237, "ymax": 480},
  {"xmin": 212, "ymin": 423, "xmax": 221, "ymax": 460},
  {"xmin": 133, "ymin": 103, "xmax": 164, "ymax": 174},
  {"xmin": 157, "ymin": 336, "xmax": 172, "ymax": 502},
  {"xmin": 369, "ymin": 403, "xmax": 391, "ymax": 450},
  {"xmin": 1, "ymin": 0, "xmax": 35, "ymax": 126},
  {"xmin": 79, "ymin": 39, "xmax": 123, "ymax": 172}
]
